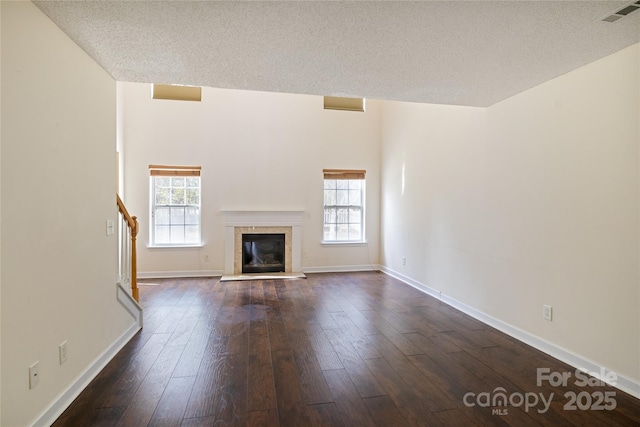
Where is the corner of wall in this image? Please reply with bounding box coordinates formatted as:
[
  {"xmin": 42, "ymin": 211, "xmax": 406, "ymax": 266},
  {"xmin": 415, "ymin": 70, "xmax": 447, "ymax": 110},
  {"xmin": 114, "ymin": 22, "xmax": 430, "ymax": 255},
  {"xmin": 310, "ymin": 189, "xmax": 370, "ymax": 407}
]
[{"xmin": 378, "ymin": 44, "xmax": 640, "ymax": 388}]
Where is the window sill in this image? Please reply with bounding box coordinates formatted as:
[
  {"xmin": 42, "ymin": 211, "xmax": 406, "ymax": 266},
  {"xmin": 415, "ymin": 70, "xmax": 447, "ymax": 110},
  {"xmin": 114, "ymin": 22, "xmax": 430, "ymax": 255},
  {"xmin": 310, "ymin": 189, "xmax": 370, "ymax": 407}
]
[
  {"xmin": 321, "ymin": 241, "xmax": 368, "ymax": 247},
  {"xmin": 147, "ymin": 244, "xmax": 204, "ymax": 249}
]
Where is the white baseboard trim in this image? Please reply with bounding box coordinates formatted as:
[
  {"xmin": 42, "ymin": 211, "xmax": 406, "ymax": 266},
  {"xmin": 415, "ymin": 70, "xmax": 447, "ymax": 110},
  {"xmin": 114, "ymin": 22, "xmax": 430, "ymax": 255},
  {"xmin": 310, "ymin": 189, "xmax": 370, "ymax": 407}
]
[
  {"xmin": 379, "ymin": 265, "xmax": 442, "ymax": 300},
  {"xmin": 31, "ymin": 322, "xmax": 141, "ymax": 427},
  {"xmin": 138, "ymin": 269, "xmax": 223, "ymax": 279},
  {"xmin": 380, "ymin": 266, "xmax": 640, "ymax": 400},
  {"xmin": 302, "ymin": 264, "xmax": 380, "ymax": 274}
]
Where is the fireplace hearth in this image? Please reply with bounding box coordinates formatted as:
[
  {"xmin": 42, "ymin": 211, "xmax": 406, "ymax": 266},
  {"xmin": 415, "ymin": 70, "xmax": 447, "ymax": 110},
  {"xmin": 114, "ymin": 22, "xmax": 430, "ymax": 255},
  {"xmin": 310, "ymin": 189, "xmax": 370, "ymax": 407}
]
[{"xmin": 242, "ymin": 233, "xmax": 285, "ymax": 273}]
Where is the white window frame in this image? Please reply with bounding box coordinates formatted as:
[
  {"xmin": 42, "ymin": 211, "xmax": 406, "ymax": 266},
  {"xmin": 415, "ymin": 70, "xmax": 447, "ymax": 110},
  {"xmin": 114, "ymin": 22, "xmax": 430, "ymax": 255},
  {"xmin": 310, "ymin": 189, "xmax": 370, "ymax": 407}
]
[
  {"xmin": 149, "ymin": 165, "xmax": 202, "ymax": 247},
  {"xmin": 322, "ymin": 169, "xmax": 366, "ymax": 243}
]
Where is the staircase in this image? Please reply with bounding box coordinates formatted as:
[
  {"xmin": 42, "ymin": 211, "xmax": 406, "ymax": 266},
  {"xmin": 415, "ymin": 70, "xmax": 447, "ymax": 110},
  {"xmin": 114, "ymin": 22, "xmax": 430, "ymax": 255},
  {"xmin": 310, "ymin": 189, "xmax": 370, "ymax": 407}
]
[{"xmin": 117, "ymin": 194, "xmax": 139, "ymax": 302}]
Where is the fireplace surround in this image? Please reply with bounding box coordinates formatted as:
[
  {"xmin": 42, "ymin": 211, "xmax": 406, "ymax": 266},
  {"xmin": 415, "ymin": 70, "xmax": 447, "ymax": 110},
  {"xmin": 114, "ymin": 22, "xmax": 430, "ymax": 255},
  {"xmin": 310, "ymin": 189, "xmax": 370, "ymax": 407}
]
[{"xmin": 222, "ymin": 211, "xmax": 304, "ymax": 275}]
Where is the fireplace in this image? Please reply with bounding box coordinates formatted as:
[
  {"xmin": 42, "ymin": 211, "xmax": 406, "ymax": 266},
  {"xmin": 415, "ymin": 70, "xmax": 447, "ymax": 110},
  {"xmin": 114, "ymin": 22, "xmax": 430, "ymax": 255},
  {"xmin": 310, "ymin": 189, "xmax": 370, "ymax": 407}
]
[
  {"xmin": 242, "ymin": 233, "xmax": 285, "ymax": 273},
  {"xmin": 222, "ymin": 210, "xmax": 304, "ymax": 275}
]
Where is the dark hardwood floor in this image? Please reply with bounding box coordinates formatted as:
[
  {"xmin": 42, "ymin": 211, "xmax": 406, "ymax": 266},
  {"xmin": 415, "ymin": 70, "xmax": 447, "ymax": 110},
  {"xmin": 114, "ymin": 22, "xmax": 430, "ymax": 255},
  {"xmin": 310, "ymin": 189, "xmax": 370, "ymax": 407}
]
[{"xmin": 53, "ymin": 272, "xmax": 640, "ymax": 426}]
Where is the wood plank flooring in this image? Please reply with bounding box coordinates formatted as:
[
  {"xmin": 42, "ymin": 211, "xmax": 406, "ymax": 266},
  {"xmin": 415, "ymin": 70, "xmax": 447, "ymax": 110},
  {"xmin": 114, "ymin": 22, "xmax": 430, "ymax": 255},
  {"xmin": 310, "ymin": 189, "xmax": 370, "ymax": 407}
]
[{"xmin": 53, "ymin": 272, "xmax": 640, "ymax": 426}]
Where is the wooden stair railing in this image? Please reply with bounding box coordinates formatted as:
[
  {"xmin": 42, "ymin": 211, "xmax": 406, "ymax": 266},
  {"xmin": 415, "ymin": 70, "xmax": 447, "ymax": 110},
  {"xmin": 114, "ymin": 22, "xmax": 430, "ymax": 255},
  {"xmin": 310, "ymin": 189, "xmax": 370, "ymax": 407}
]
[{"xmin": 117, "ymin": 194, "xmax": 139, "ymax": 302}]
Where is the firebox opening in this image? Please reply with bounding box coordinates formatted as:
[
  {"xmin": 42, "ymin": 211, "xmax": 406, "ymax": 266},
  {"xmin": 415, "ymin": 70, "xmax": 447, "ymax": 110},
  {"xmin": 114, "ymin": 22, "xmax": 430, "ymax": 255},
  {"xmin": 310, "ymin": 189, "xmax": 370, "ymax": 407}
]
[{"xmin": 242, "ymin": 233, "xmax": 286, "ymax": 273}]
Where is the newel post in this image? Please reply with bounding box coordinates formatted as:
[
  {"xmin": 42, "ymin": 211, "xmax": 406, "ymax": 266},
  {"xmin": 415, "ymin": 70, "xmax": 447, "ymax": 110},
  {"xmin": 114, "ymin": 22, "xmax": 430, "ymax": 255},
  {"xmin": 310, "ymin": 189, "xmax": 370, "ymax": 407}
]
[{"xmin": 131, "ymin": 216, "xmax": 139, "ymax": 302}]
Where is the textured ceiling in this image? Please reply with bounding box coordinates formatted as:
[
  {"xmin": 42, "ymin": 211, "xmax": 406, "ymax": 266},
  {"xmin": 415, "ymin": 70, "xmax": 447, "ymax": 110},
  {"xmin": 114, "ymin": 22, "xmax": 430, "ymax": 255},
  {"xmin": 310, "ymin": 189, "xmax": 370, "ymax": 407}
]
[{"xmin": 34, "ymin": 1, "xmax": 640, "ymax": 107}]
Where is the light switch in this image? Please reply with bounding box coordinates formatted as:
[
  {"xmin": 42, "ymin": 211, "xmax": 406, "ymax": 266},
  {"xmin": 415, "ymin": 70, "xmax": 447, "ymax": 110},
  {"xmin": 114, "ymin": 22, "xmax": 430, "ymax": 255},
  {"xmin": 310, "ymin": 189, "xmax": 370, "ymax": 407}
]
[{"xmin": 106, "ymin": 220, "xmax": 115, "ymax": 236}]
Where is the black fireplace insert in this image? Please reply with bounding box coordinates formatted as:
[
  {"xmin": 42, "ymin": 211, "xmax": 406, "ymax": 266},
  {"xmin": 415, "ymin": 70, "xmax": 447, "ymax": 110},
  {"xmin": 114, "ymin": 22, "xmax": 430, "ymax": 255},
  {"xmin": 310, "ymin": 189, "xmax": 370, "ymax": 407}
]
[{"xmin": 242, "ymin": 233, "xmax": 285, "ymax": 273}]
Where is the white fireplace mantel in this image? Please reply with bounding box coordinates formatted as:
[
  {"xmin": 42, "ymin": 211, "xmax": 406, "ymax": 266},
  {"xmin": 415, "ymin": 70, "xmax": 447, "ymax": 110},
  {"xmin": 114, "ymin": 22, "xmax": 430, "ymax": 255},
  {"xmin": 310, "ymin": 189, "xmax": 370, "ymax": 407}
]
[{"xmin": 222, "ymin": 210, "xmax": 304, "ymax": 274}]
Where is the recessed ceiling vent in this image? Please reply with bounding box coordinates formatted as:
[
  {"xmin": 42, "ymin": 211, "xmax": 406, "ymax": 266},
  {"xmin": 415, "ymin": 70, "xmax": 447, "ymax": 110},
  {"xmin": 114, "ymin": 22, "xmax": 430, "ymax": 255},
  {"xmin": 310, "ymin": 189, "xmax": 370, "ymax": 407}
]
[{"xmin": 601, "ymin": 1, "xmax": 640, "ymax": 22}]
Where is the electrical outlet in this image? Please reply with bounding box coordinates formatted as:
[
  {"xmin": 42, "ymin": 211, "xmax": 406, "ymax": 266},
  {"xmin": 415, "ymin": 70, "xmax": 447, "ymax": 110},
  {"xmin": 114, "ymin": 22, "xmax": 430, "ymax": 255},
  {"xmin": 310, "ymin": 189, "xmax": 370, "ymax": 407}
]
[
  {"xmin": 29, "ymin": 361, "xmax": 40, "ymax": 389},
  {"xmin": 543, "ymin": 305, "xmax": 553, "ymax": 321},
  {"xmin": 59, "ymin": 341, "xmax": 68, "ymax": 365},
  {"xmin": 402, "ymin": 256, "xmax": 406, "ymax": 266},
  {"xmin": 203, "ymin": 254, "xmax": 210, "ymax": 262},
  {"xmin": 303, "ymin": 251, "xmax": 308, "ymax": 259}
]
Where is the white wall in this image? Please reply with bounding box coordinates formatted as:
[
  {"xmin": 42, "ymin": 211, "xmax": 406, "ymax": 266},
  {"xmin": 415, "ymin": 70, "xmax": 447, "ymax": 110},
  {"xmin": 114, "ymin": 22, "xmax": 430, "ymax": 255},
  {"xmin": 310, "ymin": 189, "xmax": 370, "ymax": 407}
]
[
  {"xmin": 1, "ymin": 3, "xmax": 135, "ymax": 426},
  {"xmin": 120, "ymin": 83, "xmax": 381, "ymax": 275},
  {"xmin": 380, "ymin": 102, "xmax": 487, "ymax": 282},
  {"xmin": 381, "ymin": 44, "xmax": 640, "ymax": 386},
  {"xmin": 486, "ymin": 44, "xmax": 639, "ymax": 383},
  {"xmin": 0, "ymin": 2, "xmax": 3, "ymax": 422}
]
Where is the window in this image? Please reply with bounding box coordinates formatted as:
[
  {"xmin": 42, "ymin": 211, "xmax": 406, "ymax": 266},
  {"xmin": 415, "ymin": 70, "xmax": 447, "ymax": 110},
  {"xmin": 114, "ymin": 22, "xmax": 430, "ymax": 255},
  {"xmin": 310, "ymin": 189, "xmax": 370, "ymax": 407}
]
[
  {"xmin": 149, "ymin": 165, "xmax": 201, "ymax": 246},
  {"xmin": 323, "ymin": 169, "xmax": 365, "ymax": 242}
]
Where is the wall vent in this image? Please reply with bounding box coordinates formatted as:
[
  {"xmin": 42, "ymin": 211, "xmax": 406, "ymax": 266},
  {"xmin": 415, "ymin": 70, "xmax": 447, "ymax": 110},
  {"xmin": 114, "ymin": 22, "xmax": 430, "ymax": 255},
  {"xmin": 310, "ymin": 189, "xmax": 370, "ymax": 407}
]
[
  {"xmin": 152, "ymin": 84, "xmax": 202, "ymax": 101},
  {"xmin": 323, "ymin": 96, "xmax": 365, "ymax": 112},
  {"xmin": 601, "ymin": 1, "xmax": 640, "ymax": 22}
]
